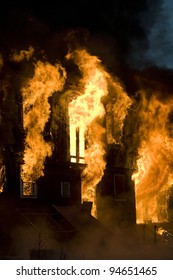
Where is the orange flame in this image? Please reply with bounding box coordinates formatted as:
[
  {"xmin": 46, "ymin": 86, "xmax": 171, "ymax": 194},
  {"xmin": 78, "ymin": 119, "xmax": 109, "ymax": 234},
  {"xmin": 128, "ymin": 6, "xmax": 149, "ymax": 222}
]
[
  {"xmin": 11, "ymin": 46, "xmax": 34, "ymax": 62},
  {"xmin": 21, "ymin": 60, "xmax": 66, "ymax": 194},
  {"xmin": 68, "ymin": 49, "xmax": 132, "ymax": 216},
  {"xmin": 132, "ymin": 92, "xmax": 173, "ymax": 223},
  {"xmin": 157, "ymin": 227, "xmax": 166, "ymax": 236}
]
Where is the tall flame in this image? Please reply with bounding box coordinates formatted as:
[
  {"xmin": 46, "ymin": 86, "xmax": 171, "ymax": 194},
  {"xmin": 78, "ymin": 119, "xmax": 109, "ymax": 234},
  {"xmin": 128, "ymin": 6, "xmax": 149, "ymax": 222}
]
[
  {"xmin": 132, "ymin": 92, "xmax": 173, "ymax": 223},
  {"xmin": 21, "ymin": 61, "xmax": 66, "ymax": 194},
  {"xmin": 67, "ymin": 49, "xmax": 132, "ymax": 216},
  {"xmin": 67, "ymin": 49, "xmax": 107, "ymax": 216}
]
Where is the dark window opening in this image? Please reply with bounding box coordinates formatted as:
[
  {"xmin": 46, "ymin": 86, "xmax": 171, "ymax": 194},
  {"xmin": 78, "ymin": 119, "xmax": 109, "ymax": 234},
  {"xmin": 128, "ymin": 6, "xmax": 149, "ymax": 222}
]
[
  {"xmin": 61, "ymin": 182, "xmax": 70, "ymax": 198},
  {"xmin": 113, "ymin": 174, "xmax": 126, "ymax": 198}
]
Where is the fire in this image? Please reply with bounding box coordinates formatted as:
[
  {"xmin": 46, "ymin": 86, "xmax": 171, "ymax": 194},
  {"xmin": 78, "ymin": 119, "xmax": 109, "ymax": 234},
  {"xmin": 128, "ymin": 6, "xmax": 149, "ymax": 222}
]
[
  {"xmin": 0, "ymin": 164, "xmax": 6, "ymax": 193},
  {"xmin": 67, "ymin": 49, "xmax": 107, "ymax": 216},
  {"xmin": 67, "ymin": 49, "xmax": 132, "ymax": 216},
  {"xmin": 11, "ymin": 46, "xmax": 34, "ymax": 62},
  {"xmin": 132, "ymin": 92, "xmax": 173, "ymax": 223},
  {"xmin": 21, "ymin": 60, "xmax": 66, "ymax": 195},
  {"xmin": 157, "ymin": 227, "xmax": 173, "ymax": 241},
  {"xmin": 157, "ymin": 227, "xmax": 166, "ymax": 236}
]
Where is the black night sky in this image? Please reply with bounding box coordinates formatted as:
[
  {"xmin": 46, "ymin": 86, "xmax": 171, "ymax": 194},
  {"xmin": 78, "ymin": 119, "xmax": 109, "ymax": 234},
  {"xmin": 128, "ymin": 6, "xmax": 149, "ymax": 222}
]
[
  {"xmin": 1, "ymin": 0, "xmax": 173, "ymax": 92},
  {"xmin": 0, "ymin": 1, "xmax": 171, "ymax": 63}
]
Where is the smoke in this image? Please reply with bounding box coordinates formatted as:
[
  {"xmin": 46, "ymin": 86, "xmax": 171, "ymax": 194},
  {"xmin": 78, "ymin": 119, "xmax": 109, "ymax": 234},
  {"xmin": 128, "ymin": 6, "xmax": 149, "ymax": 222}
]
[
  {"xmin": 53, "ymin": 204, "xmax": 173, "ymax": 260},
  {"xmin": 0, "ymin": 197, "xmax": 70, "ymax": 259},
  {"xmin": 0, "ymin": 1, "xmax": 168, "ymax": 72},
  {"xmin": 2, "ymin": 191, "xmax": 166, "ymax": 262},
  {"xmin": 0, "ymin": 2, "xmax": 170, "ymax": 111},
  {"xmin": 0, "ymin": 195, "xmax": 173, "ymax": 260},
  {"xmin": 132, "ymin": 0, "xmax": 173, "ymax": 70},
  {"xmin": 127, "ymin": 0, "xmax": 166, "ymax": 69}
]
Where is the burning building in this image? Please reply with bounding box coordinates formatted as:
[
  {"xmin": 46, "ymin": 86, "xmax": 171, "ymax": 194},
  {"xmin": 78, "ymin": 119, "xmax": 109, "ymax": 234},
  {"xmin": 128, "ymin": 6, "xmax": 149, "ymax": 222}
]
[
  {"xmin": 0, "ymin": 44, "xmax": 137, "ymax": 231},
  {"xmin": 1, "ymin": 45, "xmax": 173, "ymax": 262},
  {"xmin": 1, "ymin": 36, "xmax": 173, "ymax": 235}
]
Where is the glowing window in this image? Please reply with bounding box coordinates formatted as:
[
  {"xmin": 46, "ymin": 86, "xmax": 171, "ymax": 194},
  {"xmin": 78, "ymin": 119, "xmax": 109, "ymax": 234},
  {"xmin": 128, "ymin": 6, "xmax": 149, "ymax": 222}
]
[
  {"xmin": 70, "ymin": 125, "xmax": 85, "ymax": 164},
  {"xmin": 20, "ymin": 181, "xmax": 37, "ymax": 198}
]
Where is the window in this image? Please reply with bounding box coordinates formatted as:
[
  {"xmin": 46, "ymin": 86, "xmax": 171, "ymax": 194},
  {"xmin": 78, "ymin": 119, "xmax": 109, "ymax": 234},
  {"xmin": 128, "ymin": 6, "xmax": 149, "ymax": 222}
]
[
  {"xmin": 113, "ymin": 174, "xmax": 125, "ymax": 197},
  {"xmin": 20, "ymin": 181, "xmax": 37, "ymax": 198},
  {"xmin": 61, "ymin": 182, "xmax": 70, "ymax": 198},
  {"xmin": 70, "ymin": 124, "xmax": 85, "ymax": 163}
]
